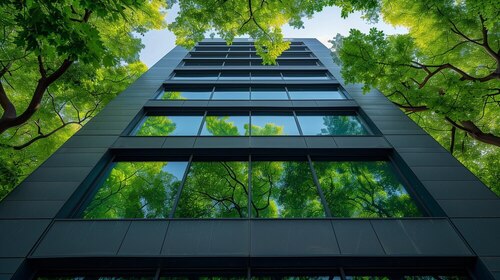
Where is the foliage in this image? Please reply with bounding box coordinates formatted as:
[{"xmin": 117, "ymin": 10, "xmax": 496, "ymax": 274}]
[
  {"xmin": 0, "ymin": 0, "xmax": 167, "ymax": 200},
  {"xmin": 335, "ymin": 0, "xmax": 500, "ymax": 194},
  {"xmin": 168, "ymin": 0, "xmax": 379, "ymax": 64}
]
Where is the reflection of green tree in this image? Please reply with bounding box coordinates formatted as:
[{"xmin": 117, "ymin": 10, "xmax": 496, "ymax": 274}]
[
  {"xmin": 322, "ymin": 116, "xmax": 367, "ymax": 135},
  {"xmin": 251, "ymin": 124, "xmax": 284, "ymax": 136},
  {"xmin": 251, "ymin": 162, "xmax": 325, "ymax": 218},
  {"xmin": 83, "ymin": 162, "xmax": 183, "ymax": 219},
  {"xmin": 162, "ymin": 91, "xmax": 186, "ymax": 100},
  {"xmin": 204, "ymin": 116, "xmax": 249, "ymax": 136},
  {"xmin": 314, "ymin": 161, "xmax": 420, "ymax": 218},
  {"xmin": 175, "ymin": 162, "xmax": 249, "ymax": 218},
  {"xmin": 135, "ymin": 116, "xmax": 176, "ymax": 136}
]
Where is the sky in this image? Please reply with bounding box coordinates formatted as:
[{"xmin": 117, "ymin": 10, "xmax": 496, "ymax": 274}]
[{"xmin": 138, "ymin": 5, "xmax": 407, "ymax": 68}]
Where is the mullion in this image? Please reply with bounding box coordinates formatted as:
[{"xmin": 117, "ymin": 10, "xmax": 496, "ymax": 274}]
[
  {"xmin": 197, "ymin": 111, "xmax": 208, "ymax": 136},
  {"xmin": 292, "ymin": 110, "xmax": 304, "ymax": 136},
  {"xmin": 307, "ymin": 155, "xmax": 332, "ymax": 217},
  {"xmin": 248, "ymin": 154, "xmax": 252, "ymax": 219},
  {"xmin": 284, "ymin": 86, "xmax": 292, "ymax": 100},
  {"xmin": 169, "ymin": 154, "xmax": 194, "ymax": 218},
  {"xmin": 209, "ymin": 86, "xmax": 216, "ymax": 100}
]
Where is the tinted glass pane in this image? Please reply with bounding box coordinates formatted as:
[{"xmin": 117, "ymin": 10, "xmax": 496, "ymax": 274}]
[
  {"xmin": 227, "ymin": 53, "xmax": 250, "ymax": 58},
  {"xmin": 82, "ymin": 161, "xmax": 188, "ymax": 219},
  {"xmin": 135, "ymin": 116, "xmax": 203, "ymax": 136},
  {"xmin": 345, "ymin": 277, "xmax": 389, "ymax": 280},
  {"xmin": 277, "ymin": 60, "xmax": 318, "ymax": 66},
  {"xmin": 184, "ymin": 61, "xmax": 223, "ymax": 66},
  {"xmin": 297, "ymin": 115, "xmax": 369, "ymax": 135},
  {"xmin": 314, "ymin": 161, "xmax": 422, "ymax": 218},
  {"xmin": 212, "ymin": 88, "xmax": 250, "ymax": 100},
  {"xmin": 253, "ymin": 276, "xmax": 339, "ymax": 280},
  {"xmin": 251, "ymin": 89, "xmax": 288, "ymax": 100},
  {"xmin": 251, "ymin": 115, "xmax": 300, "ymax": 136},
  {"xmin": 172, "ymin": 72, "xmax": 219, "ymax": 80},
  {"xmin": 288, "ymin": 90, "xmax": 344, "ymax": 100},
  {"xmin": 175, "ymin": 161, "xmax": 249, "ymax": 218},
  {"xmin": 251, "ymin": 72, "xmax": 282, "ymax": 80},
  {"xmin": 219, "ymin": 72, "xmax": 250, "ymax": 80},
  {"xmin": 282, "ymin": 72, "xmax": 329, "ymax": 80},
  {"xmin": 161, "ymin": 90, "xmax": 212, "ymax": 100},
  {"xmin": 251, "ymin": 161, "xmax": 326, "ymax": 218},
  {"xmin": 201, "ymin": 116, "xmax": 250, "ymax": 136},
  {"xmin": 38, "ymin": 277, "xmax": 153, "ymax": 280},
  {"xmin": 224, "ymin": 61, "xmax": 250, "ymax": 66}
]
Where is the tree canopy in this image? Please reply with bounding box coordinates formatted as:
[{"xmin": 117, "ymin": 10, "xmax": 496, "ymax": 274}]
[{"xmin": 335, "ymin": 0, "xmax": 499, "ymax": 194}]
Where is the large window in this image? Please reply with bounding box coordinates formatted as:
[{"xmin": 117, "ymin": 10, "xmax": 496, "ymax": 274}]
[
  {"xmin": 169, "ymin": 71, "xmax": 331, "ymax": 81},
  {"xmin": 159, "ymin": 86, "xmax": 345, "ymax": 100},
  {"xmin": 79, "ymin": 157, "xmax": 422, "ymax": 219},
  {"xmin": 133, "ymin": 111, "xmax": 369, "ymax": 137}
]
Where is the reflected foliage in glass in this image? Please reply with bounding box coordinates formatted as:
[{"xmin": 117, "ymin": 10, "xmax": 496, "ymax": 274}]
[
  {"xmin": 135, "ymin": 116, "xmax": 203, "ymax": 136},
  {"xmin": 201, "ymin": 116, "xmax": 250, "ymax": 136},
  {"xmin": 314, "ymin": 161, "xmax": 421, "ymax": 218},
  {"xmin": 297, "ymin": 115, "xmax": 368, "ymax": 135},
  {"xmin": 175, "ymin": 161, "xmax": 249, "ymax": 218},
  {"xmin": 288, "ymin": 90, "xmax": 343, "ymax": 100},
  {"xmin": 251, "ymin": 161, "xmax": 325, "ymax": 218},
  {"xmin": 161, "ymin": 90, "xmax": 212, "ymax": 100},
  {"xmin": 251, "ymin": 115, "xmax": 300, "ymax": 136},
  {"xmin": 83, "ymin": 162, "xmax": 188, "ymax": 219}
]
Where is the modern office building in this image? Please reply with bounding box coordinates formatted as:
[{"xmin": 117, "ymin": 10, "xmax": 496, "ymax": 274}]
[{"xmin": 0, "ymin": 38, "xmax": 499, "ymax": 280}]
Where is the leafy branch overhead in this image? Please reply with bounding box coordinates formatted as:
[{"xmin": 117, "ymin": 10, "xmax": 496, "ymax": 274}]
[{"xmin": 167, "ymin": 0, "xmax": 379, "ymax": 64}]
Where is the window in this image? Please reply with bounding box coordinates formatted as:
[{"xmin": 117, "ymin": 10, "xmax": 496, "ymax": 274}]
[
  {"xmin": 82, "ymin": 161, "xmax": 188, "ymax": 219},
  {"xmin": 219, "ymin": 71, "xmax": 250, "ymax": 80},
  {"xmin": 251, "ymin": 87, "xmax": 288, "ymax": 100},
  {"xmin": 135, "ymin": 115, "xmax": 203, "ymax": 136},
  {"xmin": 224, "ymin": 60, "xmax": 250, "ymax": 66},
  {"xmin": 251, "ymin": 161, "xmax": 326, "ymax": 218},
  {"xmin": 171, "ymin": 72, "xmax": 219, "ymax": 80},
  {"xmin": 296, "ymin": 113, "xmax": 369, "ymax": 135},
  {"xmin": 183, "ymin": 61, "xmax": 223, "ymax": 66},
  {"xmin": 287, "ymin": 88, "xmax": 344, "ymax": 100},
  {"xmin": 227, "ymin": 53, "xmax": 250, "ymax": 58},
  {"xmin": 189, "ymin": 52, "xmax": 227, "ymax": 58},
  {"xmin": 160, "ymin": 88, "xmax": 213, "ymax": 100},
  {"xmin": 133, "ymin": 111, "xmax": 369, "ymax": 136},
  {"xmin": 201, "ymin": 114, "xmax": 250, "ymax": 136},
  {"xmin": 313, "ymin": 161, "xmax": 422, "ymax": 218},
  {"xmin": 251, "ymin": 72, "xmax": 282, "ymax": 80},
  {"xmin": 175, "ymin": 161, "xmax": 249, "ymax": 218},
  {"xmin": 277, "ymin": 60, "xmax": 319, "ymax": 66},
  {"xmin": 282, "ymin": 71, "xmax": 330, "ymax": 80},
  {"xmin": 212, "ymin": 87, "xmax": 250, "ymax": 100},
  {"xmin": 251, "ymin": 113, "xmax": 300, "ymax": 136},
  {"xmin": 79, "ymin": 158, "xmax": 422, "ymax": 219}
]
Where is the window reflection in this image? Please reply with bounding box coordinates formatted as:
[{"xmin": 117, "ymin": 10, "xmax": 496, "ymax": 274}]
[
  {"xmin": 201, "ymin": 115, "xmax": 250, "ymax": 136},
  {"xmin": 297, "ymin": 115, "xmax": 369, "ymax": 135},
  {"xmin": 251, "ymin": 72, "xmax": 282, "ymax": 80},
  {"xmin": 288, "ymin": 89, "xmax": 343, "ymax": 100},
  {"xmin": 251, "ymin": 115, "xmax": 300, "ymax": 136},
  {"xmin": 314, "ymin": 161, "xmax": 422, "ymax": 218},
  {"xmin": 251, "ymin": 88, "xmax": 288, "ymax": 100},
  {"xmin": 282, "ymin": 72, "xmax": 329, "ymax": 80},
  {"xmin": 219, "ymin": 72, "xmax": 250, "ymax": 80},
  {"xmin": 251, "ymin": 161, "xmax": 326, "ymax": 218},
  {"xmin": 82, "ymin": 162, "xmax": 188, "ymax": 219},
  {"xmin": 135, "ymin": 116, "xmax": 203, "ymax": 136},
  {"xmin": 175, "ymin": 161, "xmax": 249, "ymax": 218},
  {"xmin": 161, "ymin": 90, "xmax": 212, "ymax": 100},
  {"xmin": 172, "ymin": 72, "xmax": 219, "ymax": 80},
  {"xmin": 212, "ymin": 88, "xmax": 250, "ymax": 100}
]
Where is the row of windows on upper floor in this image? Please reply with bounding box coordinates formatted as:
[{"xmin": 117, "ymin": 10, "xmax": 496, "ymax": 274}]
[
  {"xmin": 77, "ymin": 157, "xmax": 422, "ymax": 219},
  {"xmin": 189, "ymin": 52, "xmax": 314, "ymax": 58},
  {"xmin": 37, "ymin": 271, "xmax": 468, "ymax": 280},
  {"xmin": 170, "ymin": 71, "xmax": 332, "ymax": 81},
  {"xmin": 192, "ymin": 46, "xmax": 309, "ymax": 52},
  {"xmin": 133, "ymin": 111, "xmax": 370, "ymax": 137},
  {"xmin": 158, "ymin": 86, "xmax": 345, "ymax": 100},
  {"xmin": 198, "ymin": 41, "xmax": 305, "ymax": 46},
  {"xmin": 182, "ymin": 59, "xmax": 322, "ymax": 67}
]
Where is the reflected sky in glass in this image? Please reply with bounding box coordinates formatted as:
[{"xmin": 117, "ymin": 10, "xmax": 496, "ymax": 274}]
[
  {"xmin": 212, "ymin": 89, "xmax": 250, "ymax": 100},
  {"xmin": 251, "ymin": 115, "xmax": 300, "ymax": 135},
  {"xmin": 135, "ymin": 116, "xmax": 203, "ymax": 136},
  {"xmin": 161, "ymin": 90, "xmax": 212, "ymax": 100},
  {"xmin": 251, "ymin": 72, "xmax": 282, "ymax": 80},
  {"xmin": 288, "ymin": 90, "xmax": 343, "ymax": 99},
  {"xmin": 175, "ymin": 161, "xmax": 249, "ymax": 218},
  {"xmin": 251, "ymin": 161, "xmax": 326, "ymax": 218},
  {"xmin": 172, "ymin": 73, "xmax": 219, "ymax": 80},
  {"xmin": 219, "ymin": 72, "xmax": 250, "ymax": 80},
  {"xmin": 297, "ymin": 115, "xmax": 369, "ymax": 135},
  {"xmin": 82, "ymin": 161, "xmax": 188, "ymax": 219},
  {"xmin": 201, "ymin": 116, "xmax": 250, "ymax": 136},
  {"xmin": 251, "ymin": 89, "xmax": 288, "ymax": 100},
  {"xmin": 313, "ymin": 161, "xmax": 422, "ymax": 218}
]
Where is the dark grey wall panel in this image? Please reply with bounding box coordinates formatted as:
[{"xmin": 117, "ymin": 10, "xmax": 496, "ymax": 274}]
[
  {"xmin": 162, "ymin": 220, "xmax": 249, "ymax": 256},
  {"xmin": 4, "ymin": 182, "xmax": 80, "ymax": 201},
  {"xmin": 112, "ymin": 137, "xmax": 166, "ymax": 149},
  {"xmin": 331, "ymin": 220, "xmax": 384, "ymax": 255},
  {"xmin": 370, "ymin": 219, "xmax": 471, "ymax": 256},
  {"xmin": 452, "ymin": 218, "xmax": 500, "ymax": 256},
  {"xmin": 194, "ymin": 137, "xmax": 251, "ymax": 149},
  {"xmin": 118, "ymin": 220, "xmax": 169, "ymax": 255},
  {"xmin": 438, "ymin": 200, "xmax": 500, "ymax": 218},
  {"xmin": 42, "ymin": 152, "xmax": 105, "ymax": 168},
  {"xmin": 423, "ymin": 181, "xmax": 498, "ymax": 200},
  {"xmin": 25, "ymin": 167, "xmax": 94, "ymax": 183},
  {"xmin": 250, "ymin": 137, "xmax": 307, "ymax": 149},
  {"xmin": 0, "ymin": 201, "xmax": 64, "ymax": 218},
  {"xmin": 333, "ymin": 137, "xmax": 391, "ymax": 148},
  {"xmin": 33, "ymin": 220, "xmax": 130, "ymax": 257},
  {"xmin": 304, "ymin": 137, "xmax": 337, "ymax": 149},
  {"xmin": 0, "ymin": 219, "xmax": 50, "ymax": 257},
  {"xmin": 0, "ymin": 259, "xmax": 23, "ymax": 274},
  {"xmin": 250, "ymin": 220, "xmax": 339, "ymax": 256}
]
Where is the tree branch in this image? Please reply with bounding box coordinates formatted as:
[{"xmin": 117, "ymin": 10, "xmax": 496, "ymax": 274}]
[{"xmin": 445, "ymin": 117, "xmax": 500, "ymax": 147}]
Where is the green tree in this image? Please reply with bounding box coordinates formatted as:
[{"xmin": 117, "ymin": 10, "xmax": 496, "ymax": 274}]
[
  {"xmin": 335, "ymin": 0, "xmax": 499, "ymax": 194},
  {"xmin": 168, "ymin": 0, "xmax": 379, "ymax": 64}
]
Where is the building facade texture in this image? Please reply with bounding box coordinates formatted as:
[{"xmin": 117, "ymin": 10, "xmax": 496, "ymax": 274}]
[{"xmin": 0, "ymin": 38, "xmax": 499, "ymax": 279}]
